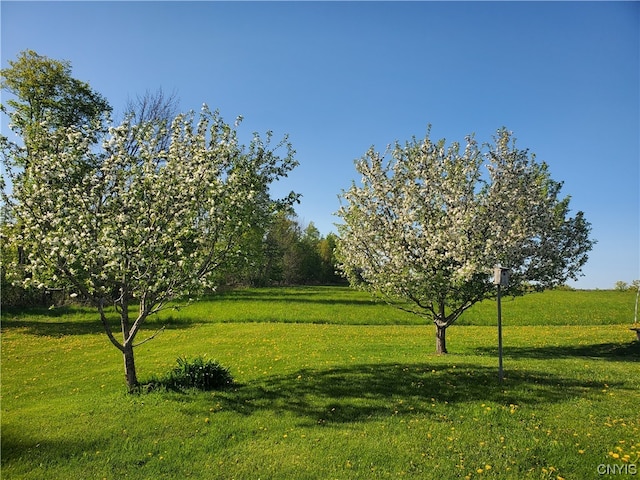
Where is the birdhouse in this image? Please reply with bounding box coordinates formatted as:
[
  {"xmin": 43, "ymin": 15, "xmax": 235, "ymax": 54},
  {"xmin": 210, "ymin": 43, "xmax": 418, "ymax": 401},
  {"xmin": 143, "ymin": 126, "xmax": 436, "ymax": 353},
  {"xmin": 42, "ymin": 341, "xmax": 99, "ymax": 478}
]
[{"xmin": 493, "ymin": 266, "xmax": 509, "ymax": 287}]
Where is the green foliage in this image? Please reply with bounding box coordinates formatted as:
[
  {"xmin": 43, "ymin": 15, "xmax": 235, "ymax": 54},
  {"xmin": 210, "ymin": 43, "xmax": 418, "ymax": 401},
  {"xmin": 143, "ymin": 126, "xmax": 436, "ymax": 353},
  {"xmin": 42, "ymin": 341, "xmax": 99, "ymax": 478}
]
[
  {"xmin": 228, "ymin": 212, "xmax": 344, "ymax": 287},
  {"xmin": 149, "ymin": 356, "xmax": 234, "ymax": 392},
  {"xmin": 0, "ymin": 49, "xmax": 111, "ymax": 157}
]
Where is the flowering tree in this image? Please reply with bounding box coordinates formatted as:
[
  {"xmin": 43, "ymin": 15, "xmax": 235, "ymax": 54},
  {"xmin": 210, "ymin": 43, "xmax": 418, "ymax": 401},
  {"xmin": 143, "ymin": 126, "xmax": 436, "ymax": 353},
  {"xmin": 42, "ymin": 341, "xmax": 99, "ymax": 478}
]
[
  {"xmin": 2, "ymin": 105, "xmax": 298, "ymax": 391},
  {"xmin": 1, "ymin": 50, "xmax": 112, "ymax": 305},
  {"xmin": 336, "ymin": 128, "xmax": 593, "ymax": 354}
]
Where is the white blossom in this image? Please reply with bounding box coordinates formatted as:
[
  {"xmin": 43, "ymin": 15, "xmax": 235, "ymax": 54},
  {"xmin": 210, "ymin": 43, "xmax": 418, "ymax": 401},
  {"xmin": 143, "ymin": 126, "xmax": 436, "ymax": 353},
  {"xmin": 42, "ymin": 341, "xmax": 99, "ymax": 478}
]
[
  {"xmin": 3, "ymin": 104, "xmax": 298, "ymax": 381},
  {"xmin": 336, "ymin": 128, "xmax": 593, "ymax": 353}
]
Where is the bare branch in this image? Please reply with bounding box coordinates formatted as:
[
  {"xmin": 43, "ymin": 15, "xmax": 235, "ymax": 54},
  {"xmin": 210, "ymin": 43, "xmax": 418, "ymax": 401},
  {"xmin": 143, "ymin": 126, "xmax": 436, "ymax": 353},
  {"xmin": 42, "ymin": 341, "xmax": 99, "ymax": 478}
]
[{"xmin": 132, "ymin": 326, "xmax": 165, "ymax": 348}]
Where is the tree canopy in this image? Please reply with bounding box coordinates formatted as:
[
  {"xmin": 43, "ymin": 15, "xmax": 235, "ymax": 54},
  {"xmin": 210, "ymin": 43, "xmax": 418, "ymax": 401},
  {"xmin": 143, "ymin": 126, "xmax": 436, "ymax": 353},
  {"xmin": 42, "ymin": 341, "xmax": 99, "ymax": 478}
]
[
  {"xmin": 336, "ymin": 128, "xmax": 594, "ymax": 353},
  {"xmin": 1, "ymin": 51, "xmax": 298, "ymax": 391},
  {"xmin": 1, "ymin": 49, "xmax": 111, "ymax": 156}
]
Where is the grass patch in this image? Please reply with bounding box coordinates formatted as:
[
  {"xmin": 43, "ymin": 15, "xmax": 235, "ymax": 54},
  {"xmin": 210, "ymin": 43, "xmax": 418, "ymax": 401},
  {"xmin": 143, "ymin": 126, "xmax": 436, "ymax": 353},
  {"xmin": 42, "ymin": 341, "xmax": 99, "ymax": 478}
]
[
  {"xmin": 151, "ymin": 286, "xmax": 638, "ymax": 327},
  {"xmin": 458, "ymin": 289, "xmax": 639, "ymax": 326},
  {"xmin": 2, "ymin": 287, "xmax": 639, "ymax": 479}
]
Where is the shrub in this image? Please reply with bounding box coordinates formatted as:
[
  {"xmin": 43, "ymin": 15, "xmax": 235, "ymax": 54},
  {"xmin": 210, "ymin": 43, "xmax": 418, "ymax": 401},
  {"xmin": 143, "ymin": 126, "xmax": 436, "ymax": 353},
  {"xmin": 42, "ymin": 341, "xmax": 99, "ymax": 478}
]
[{"xmin": 150, "ymin": 356, "xmax": 234, "ymax": 392}]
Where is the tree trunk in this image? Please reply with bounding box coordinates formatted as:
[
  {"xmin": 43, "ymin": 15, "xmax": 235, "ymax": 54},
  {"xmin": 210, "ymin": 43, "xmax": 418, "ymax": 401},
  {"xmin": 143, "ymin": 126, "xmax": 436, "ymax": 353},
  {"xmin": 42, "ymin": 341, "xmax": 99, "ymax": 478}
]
[
  {"xmin": 435, "ymin": 323, "xmax": 448, "ymax": 354},
  {"xmin": 435, "ymin": 301, "xmax": 448, "ymax": 354},
  {"xmin": 123, "ymin": 342, "xmax": 139, "ymax": 392},
  {"xmin": 117, "ymin": 293, "xmax": 139, "ymax": 392}
]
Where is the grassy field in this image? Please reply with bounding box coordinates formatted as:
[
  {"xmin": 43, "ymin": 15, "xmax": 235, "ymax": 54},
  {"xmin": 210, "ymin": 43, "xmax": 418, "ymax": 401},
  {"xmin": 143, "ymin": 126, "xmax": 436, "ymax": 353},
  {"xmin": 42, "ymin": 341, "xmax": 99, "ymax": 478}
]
[{"xmin": 2, "ymin": 287, "xmax": 639, "ymax": 479}]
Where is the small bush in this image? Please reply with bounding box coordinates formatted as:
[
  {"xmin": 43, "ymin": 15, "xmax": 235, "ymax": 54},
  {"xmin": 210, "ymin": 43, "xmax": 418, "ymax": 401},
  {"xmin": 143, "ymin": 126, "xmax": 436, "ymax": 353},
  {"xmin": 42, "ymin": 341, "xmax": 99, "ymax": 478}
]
[{"xmin": 148, "ymin": 356, "xmax": 233, "ymax": 392}]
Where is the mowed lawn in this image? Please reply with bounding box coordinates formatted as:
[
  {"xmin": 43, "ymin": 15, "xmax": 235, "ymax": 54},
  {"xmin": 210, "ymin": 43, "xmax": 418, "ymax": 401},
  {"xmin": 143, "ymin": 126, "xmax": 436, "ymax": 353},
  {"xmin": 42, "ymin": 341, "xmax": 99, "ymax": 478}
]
[{"xmin": 1, "ymin": 287, "xmax": 639, "ymax": 479}]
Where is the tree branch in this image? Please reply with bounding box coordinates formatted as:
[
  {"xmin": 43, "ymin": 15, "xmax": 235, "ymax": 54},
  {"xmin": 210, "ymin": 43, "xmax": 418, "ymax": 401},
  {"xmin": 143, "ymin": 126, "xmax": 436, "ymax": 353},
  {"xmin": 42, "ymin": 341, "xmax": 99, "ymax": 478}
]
[
  {"xmin": 98, "ymin": 300, "xmax": 124, "ymax": 352},
  {"xmin": 132, "ymin": 325, "xmax": 165, "ymax": 348}
]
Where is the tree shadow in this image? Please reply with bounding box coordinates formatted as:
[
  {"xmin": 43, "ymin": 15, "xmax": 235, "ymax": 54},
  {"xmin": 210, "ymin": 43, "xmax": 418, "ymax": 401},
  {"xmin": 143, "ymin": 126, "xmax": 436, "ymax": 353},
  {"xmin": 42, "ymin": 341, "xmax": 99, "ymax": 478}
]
[
  {"xmin": 1, "ymin": 314, "xmax": 199, "ymax": 337},
  {"xmin": 0, "ymin": 428, "xmax": 105, "ymax": 465},
  {"xmin": 0, "ymin": 317, "xmax": 106, "ymax": 336},
  {"xmin": 206, "ymin": 287, "xmax": 380, "ymax": 307},
  {"xmin": 1, "ymin": 304, "xmax": 97, "ymax": 319},
  {"xmin": 205, "ymin": 362, "xmax": 621, "ymax": 426},
  {"xmin": 475, "ymin": 341, "xmax": 639, "ymax": 362}
]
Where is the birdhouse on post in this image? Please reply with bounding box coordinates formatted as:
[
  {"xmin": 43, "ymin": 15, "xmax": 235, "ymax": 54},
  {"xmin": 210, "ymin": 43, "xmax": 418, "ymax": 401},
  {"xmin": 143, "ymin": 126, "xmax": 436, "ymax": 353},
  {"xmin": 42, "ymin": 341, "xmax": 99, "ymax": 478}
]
[
  {"xmin": 493, "ymin": 265, "xmax": 509, "ymax": 383},
  {"xmin": 493, "ymin": 266, "xmax": 510, "ymax": 287}
]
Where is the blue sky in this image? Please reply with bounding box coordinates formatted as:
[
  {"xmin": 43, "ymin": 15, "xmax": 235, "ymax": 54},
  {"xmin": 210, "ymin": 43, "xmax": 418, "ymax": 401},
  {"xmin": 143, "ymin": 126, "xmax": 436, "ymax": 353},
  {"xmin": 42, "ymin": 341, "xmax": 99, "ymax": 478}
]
[{"xmin": 2, "ymin": 1, "xmax": 638, "ymax": 289}]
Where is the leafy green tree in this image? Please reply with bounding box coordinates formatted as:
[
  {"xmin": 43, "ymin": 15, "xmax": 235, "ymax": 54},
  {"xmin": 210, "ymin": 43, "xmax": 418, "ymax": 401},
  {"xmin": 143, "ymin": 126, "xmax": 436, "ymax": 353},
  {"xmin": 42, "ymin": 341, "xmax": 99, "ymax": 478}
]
[
  {"xmin": 337, "ymin": 128, "xmax": 594, "ymax": 354},
  {"xmin": 250, "ymin": 215, "xmax": 343, "ymax": 286},
  {"xmin": 1, "ymin": 49, "xmax": 111, "ymax": 162},
  {"xmin": 300, "ymin": 223, "xmax": 322, "ymax": 282},
  {"xmin": 261, "ymin": 211, "xmax": 304, "ymax": 285},
  {"xmin": 318, "ymin": 233, "xmax": 344, "ymax": 284}
]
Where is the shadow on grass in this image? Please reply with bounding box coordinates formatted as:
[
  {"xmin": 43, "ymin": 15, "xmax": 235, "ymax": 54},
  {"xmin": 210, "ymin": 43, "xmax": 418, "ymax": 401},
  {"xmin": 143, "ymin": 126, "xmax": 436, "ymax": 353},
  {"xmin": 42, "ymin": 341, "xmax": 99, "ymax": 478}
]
[
  {"xmin": 475, "ymin": 341, "xmax": 639, "ymax": 362},
  {"xmin": 206, "ymin": 287, "xmax": 379, "ymax": 307},
  {"xmin": 0, "ymin": 428, "xmax": 105, "ymax": 466},
  {"xmin": 207, "ymin": 362, "xmax": 619, "ymax": 426},
  {"xmin": 1, "ymin": 315, "xmax": 199, "ymax": 337},
  {"xmin": 1, "ymin": 304, "xmax": 98, "ymax": 318}
]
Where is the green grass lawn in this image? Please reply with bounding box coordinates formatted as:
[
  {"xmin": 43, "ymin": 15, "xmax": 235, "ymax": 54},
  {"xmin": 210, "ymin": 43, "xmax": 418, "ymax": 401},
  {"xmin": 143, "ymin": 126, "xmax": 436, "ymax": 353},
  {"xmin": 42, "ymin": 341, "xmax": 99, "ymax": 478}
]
[
  {"xmin": 2, "ymin": 287, "xmax": 639, "ymax": 479},
  {"xmin": 155, "ymin": 286, "xmax": 640, "ymax": 326}
]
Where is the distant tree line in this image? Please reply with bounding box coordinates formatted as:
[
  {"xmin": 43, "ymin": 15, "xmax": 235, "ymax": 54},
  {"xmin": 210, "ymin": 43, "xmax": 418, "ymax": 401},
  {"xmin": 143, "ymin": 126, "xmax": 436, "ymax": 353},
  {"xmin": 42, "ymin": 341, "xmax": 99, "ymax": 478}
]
[{"xmin": 213, "ymin": 211, "xmax": 345, "ymax": 288}]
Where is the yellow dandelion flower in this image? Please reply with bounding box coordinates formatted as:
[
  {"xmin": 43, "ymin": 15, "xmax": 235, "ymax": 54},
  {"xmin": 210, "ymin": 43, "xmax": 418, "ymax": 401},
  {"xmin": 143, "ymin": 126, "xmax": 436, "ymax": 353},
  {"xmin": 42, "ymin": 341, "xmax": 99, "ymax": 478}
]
[{"xmin": 477, "ymin": 468, "xmax": 484, "ymax": 474}]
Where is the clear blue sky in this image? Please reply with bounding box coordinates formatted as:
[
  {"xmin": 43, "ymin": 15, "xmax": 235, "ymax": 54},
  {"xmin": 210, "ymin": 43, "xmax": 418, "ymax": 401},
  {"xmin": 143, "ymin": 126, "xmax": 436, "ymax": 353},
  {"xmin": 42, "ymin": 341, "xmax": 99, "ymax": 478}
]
[{"xmin": 2, "ymin": 1, "xmax": 638, "ymax": 290}]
